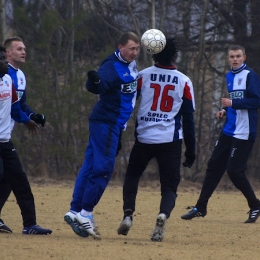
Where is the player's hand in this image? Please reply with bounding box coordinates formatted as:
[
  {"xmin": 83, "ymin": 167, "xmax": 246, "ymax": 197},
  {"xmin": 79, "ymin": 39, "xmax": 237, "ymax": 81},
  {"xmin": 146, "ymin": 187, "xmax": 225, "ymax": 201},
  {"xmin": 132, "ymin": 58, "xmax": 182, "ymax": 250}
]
[
  {"xmin": 30, "ymin": 114, "xmax": 46, "ymax": 127},
  {"xmin": 216, "ymin": 109, "xmax": 226, "ymax": 119},
  {"xmin": 221, "ymin": 98, "xmax": 232, "ymax": 107},
  {"xmin": 25, "ymin": 120, "xmax": 40, "ymax": 134},
  {"xmin": 87, "ymin": 70, "xmax": 100, "ymax": 84},
  {"xmin": 183, "ymin": 150, "xmax": 196, "ymax": 168}
]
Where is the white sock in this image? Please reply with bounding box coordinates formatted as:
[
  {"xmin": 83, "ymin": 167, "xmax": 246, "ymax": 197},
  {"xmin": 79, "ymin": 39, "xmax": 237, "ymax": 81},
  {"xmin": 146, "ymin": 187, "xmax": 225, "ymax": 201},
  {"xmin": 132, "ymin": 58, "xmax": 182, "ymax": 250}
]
[{"xmin": 80, "ymin": 209, "xmax": 92, "ymax": 217}]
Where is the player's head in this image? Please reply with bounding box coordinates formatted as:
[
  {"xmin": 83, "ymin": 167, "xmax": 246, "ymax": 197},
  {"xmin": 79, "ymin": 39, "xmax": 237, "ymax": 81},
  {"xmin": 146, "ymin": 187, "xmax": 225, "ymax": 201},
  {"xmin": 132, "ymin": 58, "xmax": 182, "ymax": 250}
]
[
  {"xmin": 227, "ymin": 45, "xmax": 246, "ymax": 69},
  {"xmin": 118, "ymin": 32, "xmax": 140, "ymax": 63},
  {"xmin": 0, "ymin": 45, "xmax": 9, "ymax": 75},
  {"xmin": 228, "ymin": 45, "xmax": 246, "ymax": 55},
  {"xmin": 3, "ymin": 36, "xmax": 26, "ymax": 68},
  {"xmin": 152, "ymin": 37, "xmax": 178, "ymax": 65}
]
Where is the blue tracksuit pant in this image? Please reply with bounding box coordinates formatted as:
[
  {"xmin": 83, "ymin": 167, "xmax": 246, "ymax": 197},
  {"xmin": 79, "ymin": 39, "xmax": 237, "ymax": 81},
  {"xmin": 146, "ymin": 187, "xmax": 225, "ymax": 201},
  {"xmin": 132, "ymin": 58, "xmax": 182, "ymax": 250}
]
[{"xmin": 70, "ymin": 122, "xmax": 120, "ymax": 212}]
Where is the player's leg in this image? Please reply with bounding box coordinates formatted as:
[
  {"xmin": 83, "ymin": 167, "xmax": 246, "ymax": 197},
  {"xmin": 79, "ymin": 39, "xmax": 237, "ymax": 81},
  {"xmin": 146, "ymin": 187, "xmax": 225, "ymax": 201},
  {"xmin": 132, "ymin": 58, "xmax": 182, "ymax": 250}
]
[
  {"xmin": 2, "ymin": 141, "xmax": 52, "ymax": 235},
  {"xmin": 157, "ymin": 140, "xmax": 182, "ymax": 217},
  {"xmin": 0, "ymin": 156, "xmax": 12, "ymax": 230},
  {"xmin": 64, "ymin": 144, "xmax": 94, "ymax": 238},
  {"xmin": 0, "ymin": 151, "xmax": 12, "ymax": 233},
  {"xmin": 1, "ymin": 141, "xmax": 36, "ymax": 226},
  {"xmin": 0, "ymin": 180, "xmax": 11, "ymax": 212},
  {"xmin": 181, "ymin": 133, "xmax": 230, "ymax": 220},
  {"xmin": 226, "ymin": 138, "xmax": 260, "ymax": 223},
  {"xmin": 150, "ymin": 140, "xmax": 181, "ymax": 241},
  {"xmin": 0, "ymin": 178, "xmax": 12, "ymax": 233},
  {"xmin": 0, "ymin": 156, "xmax": 3, "ymax": 181},
  {"xmin": 117, "ymin": 141, "xmax": 154, "ymax": 236},
  {"xmin": 69, "ymin": 142, "xmax": 94, "ymax": 212},
  {"xmin": 76, "ymin": 123, "xmax": 120, "ymax": 239},
  {"xmin": 81, "ymin": 123, "xmax": 120, "ymax": 210}
]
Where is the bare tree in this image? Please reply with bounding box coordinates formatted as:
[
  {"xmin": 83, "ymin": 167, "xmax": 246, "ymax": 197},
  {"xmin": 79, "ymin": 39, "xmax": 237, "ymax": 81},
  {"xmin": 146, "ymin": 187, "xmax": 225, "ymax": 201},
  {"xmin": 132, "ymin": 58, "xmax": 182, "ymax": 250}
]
[{"xmin": 5, "ymin": 0, "xmax": 260, "ymax": 183}]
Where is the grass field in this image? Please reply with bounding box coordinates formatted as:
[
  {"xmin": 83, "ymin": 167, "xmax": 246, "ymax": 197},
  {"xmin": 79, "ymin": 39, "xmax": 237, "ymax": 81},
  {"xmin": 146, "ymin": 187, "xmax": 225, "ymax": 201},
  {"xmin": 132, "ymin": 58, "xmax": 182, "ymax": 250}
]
[{"xmin": 1, "ymin": 179, "xmax": 260, "ymax": 260}]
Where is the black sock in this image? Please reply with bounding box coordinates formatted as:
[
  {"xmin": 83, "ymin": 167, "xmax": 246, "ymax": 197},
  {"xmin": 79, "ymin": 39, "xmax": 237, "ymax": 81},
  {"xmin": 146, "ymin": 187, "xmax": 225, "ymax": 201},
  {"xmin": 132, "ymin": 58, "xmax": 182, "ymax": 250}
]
[{"xmin": 123, "ymin": 209, "xmax": 133, "ymax": 220}]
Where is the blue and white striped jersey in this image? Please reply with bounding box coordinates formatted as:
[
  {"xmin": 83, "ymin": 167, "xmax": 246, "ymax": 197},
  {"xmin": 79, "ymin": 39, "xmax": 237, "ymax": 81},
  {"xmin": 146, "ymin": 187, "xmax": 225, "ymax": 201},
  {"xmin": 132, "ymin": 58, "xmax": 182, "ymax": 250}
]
[
  {"xmin": 8, "ymin": 64, "xmax": 33, "ymax": 130},
  {"xmin": 223, "ymin": 64, "xmax": 260, "ymax": 140}
]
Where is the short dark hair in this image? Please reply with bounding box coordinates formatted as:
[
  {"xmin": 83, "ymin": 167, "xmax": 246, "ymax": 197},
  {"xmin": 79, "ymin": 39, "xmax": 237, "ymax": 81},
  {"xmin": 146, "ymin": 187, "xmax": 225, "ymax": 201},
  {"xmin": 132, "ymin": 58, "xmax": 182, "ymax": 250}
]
[
  {"xmin": 228, "ymin": 45, "xmax": 246, "ymax": 55},
  {"xmin": 3, "ymin": 36, "xmax": 23, "ymax": 49},
  {"xmin": 152, "ymin": 37, "xmax": 178, "ymax": 65},
  {"xmin": 0, "ymin": 45, "xmax": 6, "ymax": 52},
  {"xmin": 118, "ymin": 32, "xmax": 140, "ymax": 46}
]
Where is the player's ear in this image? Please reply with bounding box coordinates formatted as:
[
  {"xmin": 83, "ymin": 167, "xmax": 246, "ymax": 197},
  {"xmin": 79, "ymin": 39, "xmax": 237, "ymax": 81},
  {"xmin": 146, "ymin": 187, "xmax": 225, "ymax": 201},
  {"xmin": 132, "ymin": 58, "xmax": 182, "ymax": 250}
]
[
  {"xmin": 172, "ymin": 53, "xmax": 178, "ymax": 62},
  {"xmin": 5, "ymin": 48, "xmax": 11, "ymax": 57}
]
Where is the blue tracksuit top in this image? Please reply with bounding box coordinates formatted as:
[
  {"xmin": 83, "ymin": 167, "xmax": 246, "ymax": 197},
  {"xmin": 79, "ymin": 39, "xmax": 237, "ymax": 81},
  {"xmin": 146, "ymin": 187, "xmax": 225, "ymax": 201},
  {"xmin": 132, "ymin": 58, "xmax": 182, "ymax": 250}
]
[
  {"xmin": 86, "ymin": 49, "xmax": 138, "ymax": 129},
  {"xmin": 223, "ymin": 64, "xmax": 260, "ymax": 140}
]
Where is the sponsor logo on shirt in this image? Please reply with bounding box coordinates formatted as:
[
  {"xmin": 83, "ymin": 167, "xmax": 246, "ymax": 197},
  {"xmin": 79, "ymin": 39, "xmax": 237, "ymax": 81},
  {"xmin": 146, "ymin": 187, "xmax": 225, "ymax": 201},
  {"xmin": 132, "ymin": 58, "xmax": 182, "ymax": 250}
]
[
  {"xmin": 140, "ymin": 112, "xmax": 170, "ymax": 122},
  {"xmin": 16, "ymin": 90, "xmax": 24, "ymax": 100},
  {"xmin": 229, "ymin": 90, "xmax": 244, "ymax": 99},
  {"xmin": 20, "ymin": 77, "xmax": 24, "ymax": 85},
  {"xmin": 0, "ymin": 90, "xmax": 11, "ymax": 100},
  {"xmin": 121, "ymin": 80, "xmax": 137, "ymax": 93},
  {"xmin": 0, "ymin": 81, "xmax": 9, "ymax": 87}
]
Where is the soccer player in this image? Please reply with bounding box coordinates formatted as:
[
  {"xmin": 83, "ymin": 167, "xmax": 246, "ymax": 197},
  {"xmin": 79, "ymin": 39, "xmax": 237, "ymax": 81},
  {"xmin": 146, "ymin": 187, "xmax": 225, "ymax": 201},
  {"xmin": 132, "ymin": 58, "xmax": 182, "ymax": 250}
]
[
  {"xmin": 4, "ymin": 37, "xmax": 46, "ymax": 129},
  {"xmin": 117, "ymin": 37, "xmax": 196, "ymax": 242},
  {"xmin": 0, "ymin": 45, "xmax": 51, "ymax": 234},
  {"xmin": 64, "ymin": 32, "xmax": 140, "ymax": 239},
  {"xmin": 181, "ymin": 45, "xmax": 260, "ymax": 223}
]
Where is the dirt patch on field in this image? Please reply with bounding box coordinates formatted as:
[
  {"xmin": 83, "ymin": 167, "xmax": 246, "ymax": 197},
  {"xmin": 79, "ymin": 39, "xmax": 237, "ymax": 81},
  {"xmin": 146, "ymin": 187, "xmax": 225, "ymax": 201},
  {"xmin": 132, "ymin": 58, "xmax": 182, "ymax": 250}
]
[{"xmin": 1, "ymin": 179, "xmax": 260, "ymax": 260}]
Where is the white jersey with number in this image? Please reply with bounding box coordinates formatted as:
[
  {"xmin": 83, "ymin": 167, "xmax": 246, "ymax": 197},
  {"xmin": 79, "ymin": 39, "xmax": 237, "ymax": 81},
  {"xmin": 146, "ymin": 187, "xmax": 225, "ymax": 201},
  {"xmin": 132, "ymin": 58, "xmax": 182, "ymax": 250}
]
[{"xmin": 136, "ymin": 64, "xmax": 195, "ymax": 144}]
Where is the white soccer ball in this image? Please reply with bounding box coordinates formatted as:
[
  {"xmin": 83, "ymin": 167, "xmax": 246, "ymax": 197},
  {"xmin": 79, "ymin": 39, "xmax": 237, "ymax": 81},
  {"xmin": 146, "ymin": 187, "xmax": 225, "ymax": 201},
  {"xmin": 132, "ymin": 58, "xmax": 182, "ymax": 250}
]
[{"xmin": 141, "ymin": 29, "xmax": 166, "ymax": 54}]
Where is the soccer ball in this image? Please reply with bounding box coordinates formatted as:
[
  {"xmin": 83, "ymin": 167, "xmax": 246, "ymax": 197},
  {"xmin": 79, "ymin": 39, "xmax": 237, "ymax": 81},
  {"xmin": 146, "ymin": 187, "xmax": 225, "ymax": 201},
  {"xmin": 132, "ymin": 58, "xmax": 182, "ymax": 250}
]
[{"xmin": 141, "ymin": 29, "xmax": 166, "ymax": 54}]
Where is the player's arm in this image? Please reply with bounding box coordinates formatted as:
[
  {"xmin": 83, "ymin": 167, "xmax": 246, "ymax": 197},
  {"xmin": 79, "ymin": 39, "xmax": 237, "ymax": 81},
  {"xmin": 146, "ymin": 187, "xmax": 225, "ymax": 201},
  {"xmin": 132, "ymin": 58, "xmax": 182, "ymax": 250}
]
[
  {"xmin": 19, "ymin": 89, "xmax": 35, "ymax": 116},
  {"xmin": 136, "ymin": 77, "xmax": 142, "ymax": 100},
  {"xmin": 11, "ymin": 85, "xmax": 39, "ymax": 133},
  {"xmin": 181, "ymin": 80, "xmax": 196, "ymax": 168},
  {"xmin": 182, "ymin": 109, "xmax": 196, "ymax": 168},
  {"xmin": 86, "ymin": 66, "xmax": 115, "ymax": 94},
  {"xmin": 86, "ymin": 70, "xmax": 101, "ymax": 94},
  {"xmin": 11, "ymin": 84, "xmax": 30, "ymax": 123},
  {"xmin": 19, "ymin": 88, "xmax": 46, "ymax": 127},
  {"xmin": 86, "ymin": 69, "xmax": 110, "ymax": 94},
  {"xmin": 232, "ymin": 72, "xmax": 260, "ymax": 109}
]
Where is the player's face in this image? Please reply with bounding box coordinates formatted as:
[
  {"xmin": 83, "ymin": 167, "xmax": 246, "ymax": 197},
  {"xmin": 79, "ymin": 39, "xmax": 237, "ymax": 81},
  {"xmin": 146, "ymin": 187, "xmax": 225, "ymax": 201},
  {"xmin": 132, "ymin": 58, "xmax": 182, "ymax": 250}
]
[
  {"xmin": 227, "ymin": 49, "xmax": 246, "ymax": 69},
  {"xmin": 0, "ymin": 50, "xmax": 9, "ymax": 75},
  {"xmin": 119, "ymin": 40, "xmax": 140, "ymax": 63},
  {"xmin": 6, "ymin": 41, "xmax": 26, "ymax": 68}
]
